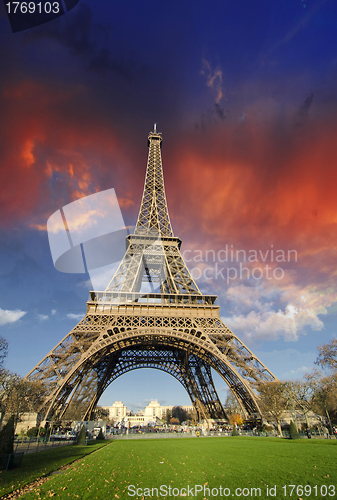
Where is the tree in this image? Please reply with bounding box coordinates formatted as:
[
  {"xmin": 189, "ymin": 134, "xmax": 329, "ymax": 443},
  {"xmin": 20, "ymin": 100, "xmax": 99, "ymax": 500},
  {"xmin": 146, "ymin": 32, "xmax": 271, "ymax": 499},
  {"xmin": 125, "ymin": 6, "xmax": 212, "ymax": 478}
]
[
  {"xmin": 258, "ymin": 382, "xmax": 288, "ymax": 436},
  {"xmin": 284, "ymin": 380, "xmax": 315, "ymax": 429},
  {"xmin": 92, "ymin": 406, "xmax": 109, "ymax": 420},
  {"xmin": 0, "ymin": 337, "xmax": 8, "ymax": 371},
  {"xmin": 229, "ymin": 414, "xmax": 243, "ymax": 426},
  {"xmin": 225, "ymin": 392, "xmax": 244, "ymax": 417},
  {"xmin": 289, "ymin": 420, "xmax": 299, "ymax": 439},
  {"xmin": 77, "ymin": 425, "xmax": 86, "ymax": 445},
  {"xmin": 0, "ymin": 415, "xmax": 15, "ymax": 454},
  {"xmin": 26, "ymin": 426, "xmax": 39, "ymax": 438},
  {"xmin": 0, "ymin": 373, "xmax": 46, "ymax": 429},
  {"xmin": 185, "ymin": 409, "xmax": 197, "ymax": 425},
  {"xmin": 172, "ymin": 406, "xmax": 188, "ymax": 424},
  {"xmin": 315, "ymin": 339, "xmax": 337, "ymax": 372},
  {"xmin": 96, "ymin": 428, "xmax": 105, "ymax": 440},
  {"xmin": 309, "ymin": 372, "xmax": 337, "ymax": 430},
  {"xmin": 164, "ymin": 409, "xmax": 172, "ymax": 424}
]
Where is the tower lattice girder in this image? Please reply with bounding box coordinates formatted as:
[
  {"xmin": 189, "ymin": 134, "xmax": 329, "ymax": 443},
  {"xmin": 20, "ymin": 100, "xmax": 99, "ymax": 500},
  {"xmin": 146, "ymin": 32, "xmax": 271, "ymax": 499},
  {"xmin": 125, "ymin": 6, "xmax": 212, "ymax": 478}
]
[{"xmin": 26, "ymin": 126, "xmax": 276, "ymax": 424}]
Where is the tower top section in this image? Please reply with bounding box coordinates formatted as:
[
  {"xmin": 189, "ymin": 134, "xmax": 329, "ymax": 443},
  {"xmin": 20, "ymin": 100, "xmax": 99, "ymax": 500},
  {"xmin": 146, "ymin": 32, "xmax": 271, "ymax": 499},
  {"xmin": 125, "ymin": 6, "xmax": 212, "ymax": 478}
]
[
  {"xmin": 147, "ymin": 123, "xmax": 162, "ymax": 148},
  {"xmin": 135, "ymin": 124, "xmax": 173, "ymax": 237}
]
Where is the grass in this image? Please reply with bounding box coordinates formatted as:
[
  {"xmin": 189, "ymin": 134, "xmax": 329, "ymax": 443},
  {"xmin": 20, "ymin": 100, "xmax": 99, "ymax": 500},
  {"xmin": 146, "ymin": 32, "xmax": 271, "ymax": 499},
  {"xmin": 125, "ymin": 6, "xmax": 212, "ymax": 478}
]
[
  {"xmin": 0, "ymin": 441, "xmax": 108, "ymax": 497},
  {"xmin": 6, "ymin": 436, "xmax": 336, "ymax": 500}
]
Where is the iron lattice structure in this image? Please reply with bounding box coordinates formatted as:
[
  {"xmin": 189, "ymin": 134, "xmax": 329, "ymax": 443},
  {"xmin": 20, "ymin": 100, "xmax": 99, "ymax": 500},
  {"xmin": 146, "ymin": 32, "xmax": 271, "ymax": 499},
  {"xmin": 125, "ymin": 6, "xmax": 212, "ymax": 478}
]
[{"xmin": 26, "ymin": 125, "xmax": 276, "ymax": 424}]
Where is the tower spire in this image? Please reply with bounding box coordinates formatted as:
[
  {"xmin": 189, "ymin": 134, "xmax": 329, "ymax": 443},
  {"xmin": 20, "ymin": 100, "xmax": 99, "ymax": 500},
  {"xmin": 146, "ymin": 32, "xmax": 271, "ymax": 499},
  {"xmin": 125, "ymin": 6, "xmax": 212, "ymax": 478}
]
[{"xmin": 135, "ymin": 125, "xmax": 173, "ymax": 237}]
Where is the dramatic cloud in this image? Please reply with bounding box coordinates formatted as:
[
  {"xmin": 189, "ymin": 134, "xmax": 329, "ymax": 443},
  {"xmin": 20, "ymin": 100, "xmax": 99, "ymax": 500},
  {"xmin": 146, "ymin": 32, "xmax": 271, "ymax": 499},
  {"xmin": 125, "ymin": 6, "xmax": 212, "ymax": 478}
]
[
  {"xmin": 166, "ymin": 107, "xmax": 337, "ymax": 302},
  {"xmin": 0, "ymin": 80, "xmax": 135, "ymax": 229},
  {"xmin": 0, "ymin": 308, "xmax": 27, "ymax": 326}
]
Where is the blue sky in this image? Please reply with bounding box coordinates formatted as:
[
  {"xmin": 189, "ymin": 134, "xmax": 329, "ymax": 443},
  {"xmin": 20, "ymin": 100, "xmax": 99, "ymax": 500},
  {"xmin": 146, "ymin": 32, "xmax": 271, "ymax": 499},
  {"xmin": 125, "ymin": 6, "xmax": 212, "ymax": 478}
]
[{"xmin": 0, "ymin": 0, "xmax": 337, "ymax": 411}]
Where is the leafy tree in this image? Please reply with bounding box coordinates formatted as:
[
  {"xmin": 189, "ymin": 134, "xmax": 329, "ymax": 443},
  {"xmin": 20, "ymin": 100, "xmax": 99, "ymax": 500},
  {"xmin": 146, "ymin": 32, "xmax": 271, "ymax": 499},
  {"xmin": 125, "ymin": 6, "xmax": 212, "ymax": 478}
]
[
  {"xmin": 77, "ymin": 425, "xmax": 86, "ymax": 445},
  {"xmin": 169, "ymin": 417, "xmax": 179, "ymax": 425},
  {"xmin": 258, "ymin": 382, "xmax": 287, "ymax": 436},
  {"xmin": 164, "ymin": 409, "xmax": 172, "ymax": 423},
  {"xmin": 186, "ymin": 409, "xmax": 197, "ymax": 425},
  {"xmin": 0, "ymin": 415, "xmax": 15, "ymax": 454},
  {"xmin": 26, "ymin": 426, "xmax": 39, "ymax": 437},
  {"xmin": 315, "ymin": 339, "xmax": 337, "ymax": 372},
  {"xmin": 96, "ymin": 428, "xmax": 105, "ymax": 440},
  {"xmin": 289, "ymin": 420, "xmax": 299, "ymax": 439},
  {"xmin": 229, "ymin": 413, "xmax": 243, "ymax": 426},
  {"xmin": 172, "ymin": 406, "xmax": 188, "ymax": 424}
]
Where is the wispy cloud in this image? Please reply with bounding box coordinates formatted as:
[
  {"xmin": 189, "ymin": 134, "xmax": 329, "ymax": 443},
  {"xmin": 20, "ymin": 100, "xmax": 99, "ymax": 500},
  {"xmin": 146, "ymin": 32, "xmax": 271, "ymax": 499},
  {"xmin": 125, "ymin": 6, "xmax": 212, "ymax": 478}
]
[
  {"xmin": 0, "ymin": 308, "xmax": 27, "ymax": 326},
  {"xmin": 197, "ymin": 56, "xmax": 227, "ymax": 129},
  {"xmin": 201, "ymin": 57, "xmax": 224, "ymax": 104},
  {"xmin": 67, "ymin": 313, "xmax": 84, "ymax": 321},
  {"xmin": 38, "ymin": 314, "xmax": 49, "ymax": 322}
]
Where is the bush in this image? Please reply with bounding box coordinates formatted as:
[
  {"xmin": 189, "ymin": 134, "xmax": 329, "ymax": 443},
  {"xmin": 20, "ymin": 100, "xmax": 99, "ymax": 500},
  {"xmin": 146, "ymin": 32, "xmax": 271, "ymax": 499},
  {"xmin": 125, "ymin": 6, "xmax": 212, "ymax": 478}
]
[
  {"xmin": 38, "ymin": 427, "xmax": 47, "ymax": 437},
  {"xmin": 262, "ymin": 424, "xmax": 274, "ymax": 432},
  {"xmin": 26, "ymin": 427, "xmax": 39, "ymax": 438},
  {"xmin": 18, "ymin": 429, "xmax": 25, "ymax": 438},
  {"xmin": 289, "ymin": 421, "xmax": 300, "ymax": 439},
  {"xmin": 96, "ymin": 428, "xmax": 105, "ymax": 440},
  {"xmin": 0, "ymin": 415, "xmax": 15, "ymax": 454},
  {"xmin": 77, "ymin": 425, "xmax": 86, "ymax": 446}
]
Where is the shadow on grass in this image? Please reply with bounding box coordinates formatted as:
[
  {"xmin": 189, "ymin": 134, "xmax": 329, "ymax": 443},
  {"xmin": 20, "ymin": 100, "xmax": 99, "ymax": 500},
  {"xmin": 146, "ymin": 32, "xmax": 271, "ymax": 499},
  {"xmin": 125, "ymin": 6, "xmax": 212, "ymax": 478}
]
[{"xmin": 0, "ymin": 440, "xmax": 111, "ymax": 497}]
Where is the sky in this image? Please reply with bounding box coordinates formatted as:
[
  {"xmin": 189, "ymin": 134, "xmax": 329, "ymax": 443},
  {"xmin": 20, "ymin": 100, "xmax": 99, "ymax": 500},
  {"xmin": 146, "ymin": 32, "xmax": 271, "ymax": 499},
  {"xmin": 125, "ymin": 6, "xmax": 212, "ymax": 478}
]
[{"xmin": 0, "ymin": 0, "xmax": 336, "ymax": 412}]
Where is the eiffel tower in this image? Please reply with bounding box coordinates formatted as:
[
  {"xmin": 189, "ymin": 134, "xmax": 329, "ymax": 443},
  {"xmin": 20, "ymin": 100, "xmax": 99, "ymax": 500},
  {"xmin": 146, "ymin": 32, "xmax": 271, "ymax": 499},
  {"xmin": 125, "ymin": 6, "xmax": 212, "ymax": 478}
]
[{"xmin": 27, "ymin": 125, "xmax": 276, "ymax": 425}]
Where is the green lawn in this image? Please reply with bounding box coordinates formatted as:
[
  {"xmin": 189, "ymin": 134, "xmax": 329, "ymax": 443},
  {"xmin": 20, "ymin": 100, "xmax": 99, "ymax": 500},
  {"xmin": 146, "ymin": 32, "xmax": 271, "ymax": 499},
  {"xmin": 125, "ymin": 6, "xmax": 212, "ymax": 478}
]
[
  {"xmin": 1, "ymin": 437, "xmax": 336, "ymax": 499},
  {"xmin": 0, "ymin": 441, "xmax": 108, "ymax": 497}
]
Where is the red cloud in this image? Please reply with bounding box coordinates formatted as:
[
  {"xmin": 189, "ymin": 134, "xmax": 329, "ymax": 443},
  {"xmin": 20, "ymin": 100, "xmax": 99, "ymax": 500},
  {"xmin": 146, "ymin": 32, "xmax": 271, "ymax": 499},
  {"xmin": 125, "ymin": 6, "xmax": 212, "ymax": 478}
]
[
  {"xmin": 166, "ymin": 113, "xmax": 337, "ymax": 265},
  {"xmin": 0, "ymin": 80, "xmax": 135, "ymax": 228}
]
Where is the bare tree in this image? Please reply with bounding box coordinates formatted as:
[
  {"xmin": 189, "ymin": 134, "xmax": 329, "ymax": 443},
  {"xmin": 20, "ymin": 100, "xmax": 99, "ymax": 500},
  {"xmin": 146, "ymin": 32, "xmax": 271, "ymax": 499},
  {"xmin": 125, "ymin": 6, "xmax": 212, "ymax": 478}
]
[
  {"xmin": 0, "ymin": 337, "xmax": 8, "ymax": 370},
  {"xmin": 225, "ymin": 391, "xmax": 244, "ymax": 417},
  {"xmin": 307, "ymin": 371, "xmax": 337, "ymax": 432},
  {"xmin": 284, "ymin": 380, "xmax": 315, "ymax": 429},
  {"xmin": 258, "ymin": 382, "xmax": 288, "ymax": 436},
  {"xmin": 92, "ymin": 406, "xmax": 109, "ymax": 420},
  {"xmin": 0, "ymin": 371, "xmax": 45, "ymax": 429},
  {"xmin": 315, "ymin": 339, "xmax": 337, "ymax": 372}
]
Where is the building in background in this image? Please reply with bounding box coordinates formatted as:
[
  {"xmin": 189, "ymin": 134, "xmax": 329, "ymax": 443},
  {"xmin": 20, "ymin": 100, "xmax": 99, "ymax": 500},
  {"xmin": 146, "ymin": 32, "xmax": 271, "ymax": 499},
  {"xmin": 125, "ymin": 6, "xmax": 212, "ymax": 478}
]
[{"xmin": 101, "ymin": 400, "xmax": 195, "ymax": 426}]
